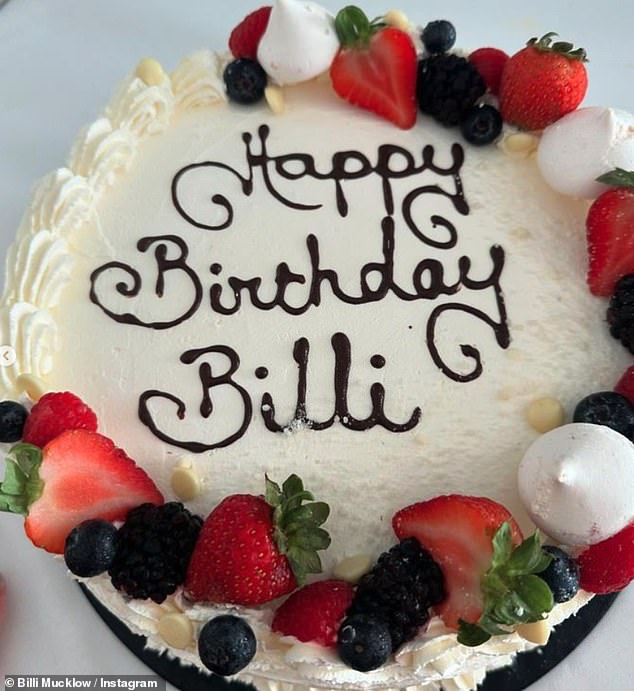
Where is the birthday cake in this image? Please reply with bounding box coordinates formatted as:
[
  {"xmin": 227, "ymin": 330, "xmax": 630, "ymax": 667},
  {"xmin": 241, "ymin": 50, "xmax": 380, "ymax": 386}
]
[{"xmin": 2, "ymin": 2, "xmax": 634, "ymax": 690}]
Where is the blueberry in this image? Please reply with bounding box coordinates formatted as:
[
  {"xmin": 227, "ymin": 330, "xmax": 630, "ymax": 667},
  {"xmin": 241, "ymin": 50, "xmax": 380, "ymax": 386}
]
[
  {"xmin": 337, "ymin": 614, "xmax": 392, "ymax": 672},
  {"xmin": 223, "ymin": 59, "xmax": 267, "ymax": 105},
  {"xmin": 540, "ymin": 546, "xmax": 580, "ymax": 604},
  {"xmin": 198, "ymin": 615, "xmax": 256, "ymax": 676},
  {"xmin": 64, "ymin": 520, "xmax": 119, "ymax": 577},
  {"xmin": 0, "ymin": 401, "xmax": 28, "ymax": 443},
  {"xmin": 421, "ymin": 20, "xmax": 456, "ymax": 54},
  {"xmin": 460, "ymin": 105, "xmax": 503, "ymax": 146},
  {"xmin": 573, "ymin": 391, "xmax": 634, "ymax": 441}
]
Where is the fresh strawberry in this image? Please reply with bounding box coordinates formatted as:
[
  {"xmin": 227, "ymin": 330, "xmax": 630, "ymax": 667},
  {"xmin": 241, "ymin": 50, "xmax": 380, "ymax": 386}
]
[
  {"xmin": 185, "ymin": 475, "xmax": 330, "ymax": 606},
  {"xmin": 22, "ymin": 392, "xmax": 98, "ymax": 448},
  {"xmin": 578, "ymin": 522, "xmax": 634, "ymax": 594},
  {"xmin": 499, "ymin": 32, "xmax": 587, "ymax": 130},
  {"xmin": 615, "ymin": 366, "xmax": 634, "ymax": 406},
  {"xmin": 395, "ymin": 498, "xmax": 555, "ymax": 647},
  {"xmin": 586, "ymin": 169, "xmax": 634, "ymax": 297},
  {"xmin": 330, "ymin": 7, "xmax": 417, "ymax": 129},
  {"xmin": 0, "ymin": 430, "xmax": 163, "ymax": 554},
  {"xmin": 469, "ymin": 47, "xmax": 509, "ymax": 96},
  {"xmin": 229, "ymin": 6, "xmax": 272, "ymax": 60},
  {"xmin": 272, "ymin": 579, "xmax": 354, "ymax": 647}
]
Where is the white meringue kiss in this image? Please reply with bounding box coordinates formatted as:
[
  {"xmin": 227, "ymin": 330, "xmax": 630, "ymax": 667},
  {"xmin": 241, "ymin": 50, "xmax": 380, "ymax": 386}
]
[
  {"xmin": 537, "ymin": 107, "xmax": 634, "ymax": 199},
  {"xmin": 257, "ymin": 0, "xmax": 339, "ymax": 86},
  {"xmin": 518, "ymin": 423, "xmax": 634, "ymax": 546}
]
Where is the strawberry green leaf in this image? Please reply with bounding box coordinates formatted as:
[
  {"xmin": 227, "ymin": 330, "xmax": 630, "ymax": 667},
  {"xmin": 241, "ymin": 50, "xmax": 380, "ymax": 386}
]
[
  {"xmin": 334, "ymin": 6, "xmax": 385, "ymax": 48},
  {"xmin": 458, "ymin": 620, "xmax": 492, "ymax": 646},
  {"xmin": 596, "ymin": 168, "xmax": 634, "ymax": 189},
  {"xmin": 0, "ymin": 444, "xmax": 43, "ymax": 517},
  {"xmin": 527, "ymin": 32, "xmax": 588, "ymax": 62},
  {"xmin": 514, "ymin": 575, "xmax": 554, "ymax": 616},
  {"xmin": 267, "ymin": 473, "xmax": 331, "ymax": 585},
  {"xmin": 507, "ymin": 531, "xmax": 551, "ymax": 575},
  {"xmin": 491, "ymin": 522, "xmax": 513, "ymax": 569}
]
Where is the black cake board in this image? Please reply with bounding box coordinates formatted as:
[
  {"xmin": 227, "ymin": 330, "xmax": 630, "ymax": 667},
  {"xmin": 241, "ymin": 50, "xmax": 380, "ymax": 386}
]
[{"xmin": 82, "ymin": 585, "xmax": 617, "ymax": 691}]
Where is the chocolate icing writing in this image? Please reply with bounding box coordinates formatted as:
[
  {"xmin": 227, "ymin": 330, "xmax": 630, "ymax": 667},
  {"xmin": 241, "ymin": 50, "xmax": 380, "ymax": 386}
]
[
  {"xmin": 90, "ymin": 235, "xmax": 202, "ymax": 329},
  {"xmin": 138, "ymin": 345, "xmax": 252, "ymax": 452},
  {"xmin": 260, "ymin": 333, "xmax": 421, "ymax": 433}
]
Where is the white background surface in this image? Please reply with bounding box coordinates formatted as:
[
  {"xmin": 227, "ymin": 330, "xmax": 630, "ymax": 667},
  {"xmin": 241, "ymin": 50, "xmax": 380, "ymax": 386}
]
[{"xmin": 0, "ymin": 0, "xmax": 633, "ymax": 689}]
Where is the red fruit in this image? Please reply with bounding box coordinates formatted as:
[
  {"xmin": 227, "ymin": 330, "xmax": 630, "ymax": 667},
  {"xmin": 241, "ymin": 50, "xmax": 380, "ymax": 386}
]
[
  {"xmin": 185, "ymin": 475, "xmax": 331, "ymax": 606},
  {"xmin": 272, "ymin": 580, "xmax": 355, "ymax": 647},
  {"xmin": 23, "ymin": 392, "xmax": 98, "ymax": 448},
  {"xmin": 578, "ymin": 522, "xmax": 634, "ymax": 594},
  {"xmin": 229, "ymin": 6, "xmax": 272, "ymax": 60},
  {"xmin": 330, "ymin": 27, "xmax": 417, "ymax": 129},
  {"xmin": 393, "ymin": 495, "xmax": 523, "ymax": 629},
  {"xmin": 499, "ymin": 33, "xmax": 587, "ymax": 130},
  {"xmin": 615, "ymin": 366, "xmax": 634, "ymax": 406},
  {"xmin": 586, "ymin": 186, "xmax": 634, "ymax": 297},
  {"xmin": 468, "ymin": 47, "xmax": 509, "ymax": 96},
  {"xmin": 0, "ymin": 430, "xmax": 163, "ymax": 554}
]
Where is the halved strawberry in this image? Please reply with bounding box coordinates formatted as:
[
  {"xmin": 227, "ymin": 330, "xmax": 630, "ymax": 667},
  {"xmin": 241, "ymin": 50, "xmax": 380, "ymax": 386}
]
[
  {"xmin": 330, "ymin": 8, "xmax": 417, "ymax": 129},
  {"xmin": 393, "ymin": 495, "xmax": 523, "ymax": 629},
  {"xmin": 0, "ymin": 430, "xmax": 163, "ymax": 554},
  {"xmin": 469, "ymin": 47, "xmax": 509, "ymax": 96},
  {"xmin": 272, "ymin": 579, "xmax": 354, "ymax": 647},
  {"xmin": 229, "ymin": 6, "xmax": 272, "ymax": 60},
  {"xmin": 586, "ymin": 169, "xmax": 634, "ymax": 297},
  {"xmin": 578, "ymin": 522, "xmax": 634, "ymax": 594}
]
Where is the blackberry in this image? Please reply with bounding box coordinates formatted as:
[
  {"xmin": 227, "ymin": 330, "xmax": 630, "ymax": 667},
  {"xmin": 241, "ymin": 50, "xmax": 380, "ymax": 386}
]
[
  {"xmin": 539, "ymin": 546, "xmax": 580, "ymax": 604},
  {"xmin": 607, "ymin": 274, "xmax": 634, "ymax": 354},
  {"xmin": 223, "ymin": 58, "xmax": 267, "ymax": 105},
  {"xmin": 417, "ymin": 54, "xmax": 486, "ymax": 126},
  {"xmin": 573, "ymin": 391, "xmax": 634, "ymax": 442},
  {"xmin": 345, "ymin": 537, "xmax": 445, "ymax": 652},
  {"xmin": 0, "ymin": 401, "xmax": 28, "ymax": 443},
  {"xmin": 109, "ymin": 502, "xmax": 202, "ymax": 603}
]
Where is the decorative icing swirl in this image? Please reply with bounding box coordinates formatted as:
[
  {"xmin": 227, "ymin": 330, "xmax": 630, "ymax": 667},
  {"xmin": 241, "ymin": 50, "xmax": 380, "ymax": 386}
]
[
  {"xmin": 68, "ymin": 118, "xmax": 136, "ymax": 195},
  {"xmin": 1, "ymin": 230, "xmax": 73, "ymax": 307},
  {"xmin": 18, "ymin": 168, "xmax": 93, "ymax": 239},
  {"xmin": 171, "ymin": 50, "xmax": 227, "ymax": 110},
  {"xmin": 106, "ymin": 73, "xmax": 175, "ymax": 138}
]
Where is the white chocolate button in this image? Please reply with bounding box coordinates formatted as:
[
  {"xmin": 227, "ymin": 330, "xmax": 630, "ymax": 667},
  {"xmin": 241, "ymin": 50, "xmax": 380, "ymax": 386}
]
[
  {"xmin": 135, "ymin": 57, "xmax": 166, "ymax": 87},
  {"xmin": 265, "ymin": 85, "xmax": 285, "ymax": 115},
  {"xmin": 157, "ymin": 612, "xmax": 194, "ymax": 649},
  {"xmin": 517, "ymin": 619, "xmax": 551, "ymax": 645},
  {"xmin": 15, "ymin": 374, "xmax": 48, "ymax": 402},
  {"xmin": 501, "ymin": 132, "xmax": 539, "ymax": 158},
  {"xmin": 383, "ymin": 9, "xmax": 411, "ymax": 32},
  {"xmin": 526, "ymin": 397, "xmax": 565, "ymax": 433},
  {"xmin": 333, "ymin": 554, "xmax": 373, "ymax": 584},
  {"xmin": 171, "ymin": 465, "xmax": 201, "ymax": 502}
]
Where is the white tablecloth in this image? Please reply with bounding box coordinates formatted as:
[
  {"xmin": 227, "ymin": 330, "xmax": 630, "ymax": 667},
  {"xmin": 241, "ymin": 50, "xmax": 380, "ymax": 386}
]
[{"xmin": 1, "ymin": 1, "xmax": 633, "ymax": 688}]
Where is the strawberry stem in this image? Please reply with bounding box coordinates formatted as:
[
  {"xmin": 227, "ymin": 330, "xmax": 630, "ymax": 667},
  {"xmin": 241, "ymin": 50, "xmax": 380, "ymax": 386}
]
[
  {"xmin": 527, "ymin": 32, "xmax": 588, "ymax": 62},
  {"xmin": 335, "ymin": 6, "xmax": 385, "ymax": 49},
  {"xmin": 265, "ymin": 474, "xmax": 331, "ymax": 585},
  {"xmin": 0, "ymin": 444, "xmax": 43, "ymax": 516}
]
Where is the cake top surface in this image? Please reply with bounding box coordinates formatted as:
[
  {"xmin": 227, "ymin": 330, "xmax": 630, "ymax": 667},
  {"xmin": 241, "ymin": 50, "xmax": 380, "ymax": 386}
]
[{"xmin": 1, "ymin": 0, "xmax": 625, "ymax": 688}]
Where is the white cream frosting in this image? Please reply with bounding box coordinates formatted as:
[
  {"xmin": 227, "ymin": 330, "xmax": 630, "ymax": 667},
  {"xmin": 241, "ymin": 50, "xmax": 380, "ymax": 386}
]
[
  {"xmin": 537, "ymin": 106, "xmax": 634, "ymax": 199},
  {"xmin": 518, "ymin": 423, "xmax": 634, "ymax": 545},
  {"xmin": 257, "ymin": 0, "xmax": 339, "ymax": 85},
  {"xmin": 0, "ymin": 50, "xmax": 629, "ymax": 691}
]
